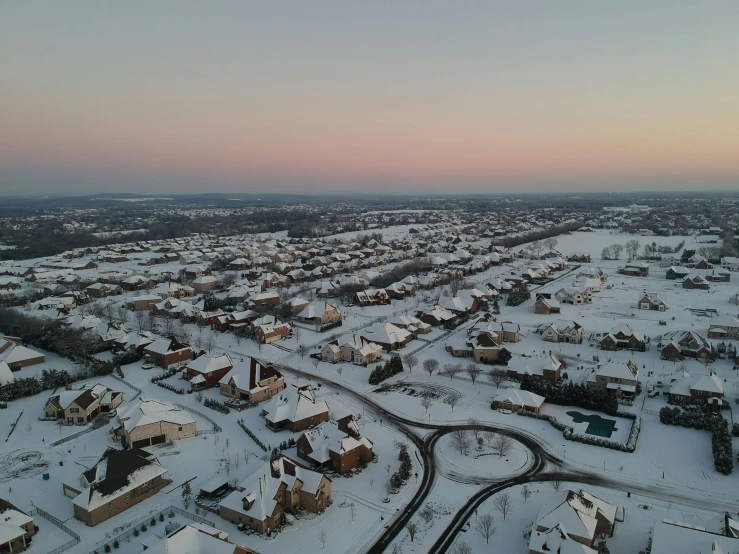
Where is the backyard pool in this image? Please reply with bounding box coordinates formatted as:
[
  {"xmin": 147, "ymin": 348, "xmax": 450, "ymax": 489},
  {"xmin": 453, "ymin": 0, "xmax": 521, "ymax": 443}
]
[{"xmin": 566, "ymin": 411, "xmax": 618, "ymax": 438}]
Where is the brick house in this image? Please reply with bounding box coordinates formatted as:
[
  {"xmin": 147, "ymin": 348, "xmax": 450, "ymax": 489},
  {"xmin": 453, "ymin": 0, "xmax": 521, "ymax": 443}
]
[
  {"xmin": 599, "ymin": 324, "xmax": 646, "ymax": 351},
  {"xmin": 67, "ymin": 448, "xmax": 169, "ymax": 527},
  {"xmin": 294, "ymin": 302, "xmax": 342, "ymax": 326},
  {"xmin": 535, "ymin": 296, "xmax": 561, "ymax": 315},
  {"xmin": 143, "ymin": 337, "xmax": 193, "ymax": 369},
  {"xmin": 683, "ymin": 275, "xmax": 710, "ymax": 290},
  {"xmin": 218, "ymin": 455, "xmax": 331, "ymax": 534},
  {"xmin": 255, "ymin": 322, "xmax": 292, "ymax": 344},
  {"xmin": 296, "ymin": 415, "xmax": 374, "ymax": 474},
  {"xmin": 637, "ymin": 292, "xmax": 667, "ymax": 311},
  {"xmin": 184, "ymin": 353, "xmax": 234, "ymax": 390},
  {"xmin": 660, "ymin": 331, "xmax": 713, "ymax": 361},
  {"xmin": 263, "ymin": 385, "xmax": 329, "ymax": 432},
  {"xmin": 667, "ymin": 373, "xmax": 723, "ymax": 410},
  {"xmin": 541, "ymin": 320, "xmax": 583, "ymax": 344},
  {"xmin": 218, "ymin": 358, "xmax": 286, "ymax": 404},
  {"xmin": 507, "ymin": 354, "xmax": 562, "ymax": 385},
  {"xmin": 619, "ymin": 263, "xmax": 649, "ymax": 276}
]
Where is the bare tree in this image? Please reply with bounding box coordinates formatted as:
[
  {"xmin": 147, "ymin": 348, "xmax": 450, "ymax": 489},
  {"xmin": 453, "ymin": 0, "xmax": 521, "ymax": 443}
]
[
  {"xmin": 403, "ymin": 354, "xmax": 418, "ymax": 374},
  {"xmin": 521, "ymin": 485, "xmax": 531, "ymax": 503},
  {"xmin": 336, "ymin": 366, "xmax": 343, "ymax": 377},
  {"xmin": 625, "ymin": 239, "xmax": 641, "ymax": 260},
  {"xmin": 449, "ymin": 429, "xmax": 470, "ymax": 455},
  {"xmin": 392, "ymin": 544, "xmax": 403, "ymax": 554},
  {"xmin": 481, "ymin": 430, "xmax": 495, "ymax": 447},
  {"xmin": 475, "ymin": 513, "xmax": 496, "ymax": 544},
  {"xmin": 203, "ymin": 330, "xmax": 217, "ymax": 353},
  {"xmin": 420, "ymin": 395, "xmax": 434, "ymax": 413},
  {"xmin": 312, "ymin": 358, "xmax": 320, "ymax": 372},
  {"xmin": 115, "ymin": 305, "xmax": 129, "ymax": 326},
  {"xmin": 465, "ymin": 362, "xmax": 482, "ymax": 386},
  {"xmin": 318, "ymin": 528, "xmax": 327, "ymax": 549},
  {"xmin": 298, "ymin": 344, "xmax": 308, "ymax": 359},
  {"xmin": 348, "ymin": 501, "xmax": 356, "ymax": 521},
  {"xmin": 134, "ymin": 310, "xmax": 147, "ymax": 331},
  {"xmin": 467, "ymin": 418, "xmax": 480, "ymax": 440},
  {"xmin": 145, "ymin": 311, "xmax": 158, "ymax": 332},
  {"xmin": 443, "ymin": 394, "xmax": 459, "ymax": 412},
  {"xmin": 103, "ymin": 302, "xmax": 116, "ymax": 323},
  {"xmin": 611, "ymin": 243, "xmax": 624, "ymax": 259},
  {"xmin": 443, "ymin": 363, "xmax": 461, "ymax": 381},
  {"xmin": 406, "ymin": 521, "xmax": 418, "ymax": 542},
  {"xmin": 451, "ymin": 541, "xmax": 472, "ymax": 554},
  {"xmin": 385, "ymin": 463, "xmax": 392, "ymax": 477},
  {"xmin": 419, "ymin": 505, "xmax": 434, "ymax": 524},
  {"xmin": 542, "ymin": 237, "xmax": 559, "ymax": 251},
  {"xmin": 493, "ymin": 492, "xmax": 512, "ymax": 520},
  {"xmin": 423, "ymin": 358, "xmax": 439, "ymax": 377},
  {"xmin": 493, "ymin": 434, "xmax": 513, "ymax": 458},
  {"xmin": 162, "ymin": 315, "xmax": 175, "ymax": 336},
  {"xmin": 369, "ymin": 477, "xmax": 374, "ymax": 490},
  {"xmin": 487, "ymin": 369, "xmax": 507, "ymax": 389},
  {"xmin": 550, "ymin": 474, "xmax": 563, "ymax": 492}
]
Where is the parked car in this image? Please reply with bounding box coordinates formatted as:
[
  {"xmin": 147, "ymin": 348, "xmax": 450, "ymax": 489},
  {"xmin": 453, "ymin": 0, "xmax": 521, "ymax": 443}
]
[
  {"xmin": 648, "ymin": 390, "xmax": 660, "ymax": 398},
  {"xmin": 499, "ymin": 409, "xmax": 513, "ymax": 414}
]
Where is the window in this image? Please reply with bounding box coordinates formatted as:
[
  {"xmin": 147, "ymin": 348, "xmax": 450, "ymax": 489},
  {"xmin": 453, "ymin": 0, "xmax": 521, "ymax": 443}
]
[
  {"xmin": 125, "ymin": 493, "xmax": 130, "ymax": 502},
  {"xmin": 77, "ymin": 417, "xmax": 84, "ymax": 423},
  {"xmin": 178, "ymin": 426, "xmax": 182, "ymax": 431},
  {"xmin": 108, "ymin": 502, "xmax": 113, "ymax": 510}
]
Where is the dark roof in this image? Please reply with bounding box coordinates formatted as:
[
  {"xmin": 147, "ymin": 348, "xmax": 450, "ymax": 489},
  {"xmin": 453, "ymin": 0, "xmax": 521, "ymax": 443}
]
[
  {"xmin": 249, "ymin": 357, "xmax": 282, "ymax": 390},
  {"xmin": 74, "ymin": 389, "xmax": 98, "ymax": 410},
  {"xmin": 91, "ymin": 448, "xmax": 155, "ymax": 497}
]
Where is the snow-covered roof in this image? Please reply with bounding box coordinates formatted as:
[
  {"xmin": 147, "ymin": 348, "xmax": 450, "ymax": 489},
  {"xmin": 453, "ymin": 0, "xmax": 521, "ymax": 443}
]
[
  {"xmin": 651, "ymin": 519, "xmax": 739, "ymax": 554},
  {"xmin": 494, "ymin": 388, "xmax": 545, "ymax": 409},
  {"xmin": 116, "ymin": 399, "xmax": 195, "ymax": 432},
  {"xmin": 264, "ymin": 385, "xmax": 329, "ymax": 426},
  {"xmin": 0, "ymin": 361, "xmax": 14, "ymax": 386},
  {"xmin": 186, "ymin": 353, "xmax": 233, "ymax": 376}
]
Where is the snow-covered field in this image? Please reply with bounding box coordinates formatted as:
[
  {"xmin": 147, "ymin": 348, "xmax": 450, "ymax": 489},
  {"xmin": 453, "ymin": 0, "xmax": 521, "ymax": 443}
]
[{"xmin": 3, "ymin": 227, "xmax": 739, "ymax": 553}]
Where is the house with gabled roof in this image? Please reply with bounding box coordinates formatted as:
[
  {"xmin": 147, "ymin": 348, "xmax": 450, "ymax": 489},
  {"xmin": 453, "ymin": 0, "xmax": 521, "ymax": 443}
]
[
  {"xmin": 43, "ymin": 383, "xmax": 123, "ymax": 424},
  {"xmin": 638, "ymin": 291, "xmax": 667, "ymax": 311},
  {"xmin": 184, "ymin": 353, "xmax": 233, "ymax": 390},
  {"xmin": 507, "ymin": 354, "xmax": 562, "ymax": 385},
  {"xmin": 296, "ymin": 415, "xmax": 374, "ymax": 474},
  {"xmin": 360, "ymin": 322, "xmax": 413, "ymax": 351},
  {"xmin": 493, "ymin": 388, "xmax": 545, "ymax": 413},
  {"xmin": 528, "ymin": 489, "xmax": 618, "ymax": 553},
  {"xmin": 295, "ymin": 301, "xmax": 342, "ymax": 326},
  {"xmin": 67, "ymin": 448, "xmax": 170, "ymax": 527},
  {"xmin": 599, "ymin": 324, "xmax": 646, "ymax": 351},
  {"xmin": 263, "ymin": 385, "xmax": 329, "ymax": 432},
  {"xmin": 218, "ymin": 455, "xmax": 331, "ymax": 534},
  {"xmin": 535, "ymin": 295, "xmax": 561, "ymax": 315},
  {"xmin": 667, "ymin": 371, "xmax": 724, "ymax": 410},
  {"xmin": 143, "ymin": 337, "xmax": 193, "ymax": 369},
  {"xmin": 113, "ymin": 399, "xmax": 196, "ymax": 448},
  {"xmin": 708, "ymin": 314, "xmax": 739, "ymax": 340},
  {"xmin": 218, "ymin": 357, "xmax": 285, "ymax": 404},
  {"xmin": 541, "ymin": 320, "xmax": 583, "ymax": 344},
  {"xmin": 587, "ymin": 360, "xmax": 639, "ymax": 399},
  {"xmin": 660, "ymin": 330, "xmax": 713, "ymax": 362}
]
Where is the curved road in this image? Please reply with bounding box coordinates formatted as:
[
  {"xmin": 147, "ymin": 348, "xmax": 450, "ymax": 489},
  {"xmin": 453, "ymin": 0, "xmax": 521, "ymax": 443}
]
[{"xmin": 255, "ymin": 358, "xmax": 738, "ymax": 554}]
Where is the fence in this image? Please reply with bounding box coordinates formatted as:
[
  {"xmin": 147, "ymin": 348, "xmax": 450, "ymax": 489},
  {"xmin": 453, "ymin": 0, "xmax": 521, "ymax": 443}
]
[
  {"xmin": 108, "ymin": 374, "xmax": 142, "ymax": 401},
  {"xmin": 86, "ymin": 505, "xmax": 214, "ymax": 554},
  {"xmin": 28, "ymin": 506, "xmax": 80, "ymax": 554},
  {"xmin": 175, "ymin": 403, "xmax": 222, "ymax": 432}
]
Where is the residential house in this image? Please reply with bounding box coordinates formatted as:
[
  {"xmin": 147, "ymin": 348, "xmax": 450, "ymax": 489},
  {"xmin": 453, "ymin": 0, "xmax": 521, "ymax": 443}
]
[
  {"xmin": 0, "ymin": 505, "xmax": 35, "ymax": 553},
  {"xmin": 360, "ymin": 322, "xmax": 412, "ymax": 351},
  {"xmin": 638, "ymin": 292, "xmax": 667, "ymax": 311},
  {"xmin": 141, "ymin": 523, "xmax": 250, "ymax": 554},
  {"xmin": 43, "ymin": 383, "xmax": 123, "ymax": 424},
  {"xmin": 535, "ymin": 295, "xmax": 561, "ymax": 315},
  {"xmin": 650, "ymin": 518, "xmax": 739, "ymax": 554},
  {"xmin": 619, "ymin": 263, "xmax": 649, "ymax": 276},
  {"xmin": 528, "ymin": 489, "xmax": 617, "ymax": 554},
  {"xmin": 218, "ymin": 455, "xmax": 331, "ymax": 534},
  {"xmin": 294, "ymin": 302, "xmax": 342, "ymax": 326},
  {"xmin": 665, "ymin": 266, "xmax": 690, "ymax": 280},
  {"xmin": 418, "ymin": 305, "xmax": 457, "ymax": 327},
  {"xmin": 296, "ymin": 416, "xmax": 374, "ymax": 474},
  {"xmin": 507, "ymin": 354, "xmax": 562, "ymax": 385},
  {"xmin": 114, "ymin": 399, "xmax": 196, "ymax": 448},
  {"xmin": 599, "ymin": 324, "xmax": 646, "ymax": 351},
  {"xmin": 721, "ymin": 256, "xmax": 739, "ymax": 272},
  {"xmin": 554, "ymin": 286, "xmax": 591, "ymax": 305},
  {"xmin": 587, "ymin": 360, "xmax": 639, "ymax": 399},
  {"xmin": 192, "ymin": 275, "xmax": 218, "ymax": 292},
  {"xmin": 708, "ymin": 315, "xmax": 739, "ymax": 340},
  {"xmin": 706, "ymin": 269, "xmax": 731, "ymax": 282},
  {"xmin": 683, "ymin": 275, "xmax": 710, "ymax": 290},
  {"xmin": 493, "ymin": 389, "xmax": 545, "ymax": 413},
  {"xmin": 67, "ymin": 448, "xmax": 169, "ymax": 527},
  {"xmin": 125, "ymin": 294, "xmax": 161, "ymax": 311},
  {"xmin": 143, "ymin": 337, "xmax": 193, "ymax": 369},
  {"xmin": 661, "ymin": 331, "xmax": 713, "ymax": 361},
  {"xmin": 263, "ymin": 385, "xmax": 329, "ymax": 432},
  {"xmin": 255, "ymin": 321, "xmax": 292, "ymax": 344},
  {"xmin": 85, "ymin": 283, "xmax": 122, "ymax": 298},
  {"xmin": 321, "ymin": 334, "xmax": 383, "ymax": 365},
  {"xmin": 490, "ymin": 322, "xmax": 521, "ymax": 343},
  {"xmin": 218, "ymin": 358, "xmax": 286, "ymax": 404},
  {"xmin": 541, "ymin": 320, "xmax": 583, "ymax": 344},
  {"xmin": 184, "ymin": 353, "xmax": 234, "ymax": 390},
  {"xmin": 0, "ymin": 338, "xmax": 45, "ymax": 370},
  {"xmin": 445, "ymin": 332, "xmax": 500, "ymax": 363},
  {"xmin": 667, "ymin": 372, "xmax": 724, "ymax": 410}
]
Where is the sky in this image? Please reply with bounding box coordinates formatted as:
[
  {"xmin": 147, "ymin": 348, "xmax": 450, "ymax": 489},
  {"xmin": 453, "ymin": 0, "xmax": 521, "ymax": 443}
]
[{"xmin": 1, "ymin": 1, "xmax": 739, "ymax": 196}]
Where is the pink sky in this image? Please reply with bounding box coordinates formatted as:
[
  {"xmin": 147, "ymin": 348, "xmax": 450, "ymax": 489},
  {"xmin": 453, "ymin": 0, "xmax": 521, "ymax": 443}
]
[{"xmin": 1, "ymin": 2, "xmax": 738, "ymax": 194}]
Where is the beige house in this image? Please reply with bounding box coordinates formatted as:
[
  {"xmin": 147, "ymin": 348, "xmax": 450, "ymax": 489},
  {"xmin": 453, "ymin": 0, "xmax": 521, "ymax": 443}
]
[
  {"xmin": 67, "ymin": 448, "xmax": 169, "ymax": 527},
  {"xmin": 113, "ymin": 399, "xmax": 196, "ymax": 448},
  {"xmin": 708, "ymin": 315, "xmax": 739, "ymax": 340},
  {"xmin": 294, "ymin": 301, "xmax": 342, "ymax": 326},
  {"xmin": 587, "ymin": 360, "xmax": 639, "ymax": 399},
  {"xmin": 44, "ymin": 383, "xmax": 124, "ymax": 425},
  {"xmin": 219, "ymin": 455, "xmax": 331, "ymax": 534},
  {"xmin": 219, "ymin": 357, "xmax": 285, "ymax": 404},
  {"xmin": 321, "ymin": 334, "xmax": 383, "ymax": 365},
  {"xmin": 0, "ymin": 506, "xmax": 35, "ymax": 553}
]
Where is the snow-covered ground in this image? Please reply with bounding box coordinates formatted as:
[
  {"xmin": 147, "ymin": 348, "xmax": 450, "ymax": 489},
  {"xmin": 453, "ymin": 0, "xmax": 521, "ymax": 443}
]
[{"xmin": 3, "ymin": 228, "xmax": 739, "ymax": 553}]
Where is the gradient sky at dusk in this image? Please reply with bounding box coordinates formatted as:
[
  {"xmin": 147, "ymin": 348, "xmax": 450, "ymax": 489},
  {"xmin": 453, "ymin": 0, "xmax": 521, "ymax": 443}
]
[{"xmin": 1, "ymin": 1, "xmax": 739, "ymax": 195}]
